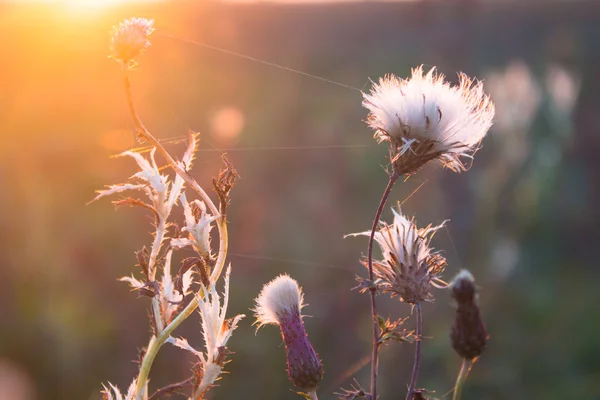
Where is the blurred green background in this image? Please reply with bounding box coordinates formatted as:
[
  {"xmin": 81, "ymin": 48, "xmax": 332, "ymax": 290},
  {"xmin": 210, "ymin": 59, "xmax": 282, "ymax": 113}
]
[{"xmin": 1, "ymin": 0, "xmax": 599, "ymax": 399}]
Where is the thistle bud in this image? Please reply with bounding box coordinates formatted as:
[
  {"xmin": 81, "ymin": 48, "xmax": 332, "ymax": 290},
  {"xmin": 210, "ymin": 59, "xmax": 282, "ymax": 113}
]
[
  {"xmin": 254, "ymin": 275, "xmax": 324, "ymax": 392},
  {"xmin": 110, "ymin": 17, "xmax": 155, "ymax": 66},
  {"xmin": 449, "ymin": 270, "xmax": 488, "ymax": 360}
]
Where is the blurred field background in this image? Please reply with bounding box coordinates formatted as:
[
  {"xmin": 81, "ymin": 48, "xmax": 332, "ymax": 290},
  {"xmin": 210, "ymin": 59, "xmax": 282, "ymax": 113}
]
[{"xmin": 1, "ymin": 0, "xmax": 600, "ymax": 399}]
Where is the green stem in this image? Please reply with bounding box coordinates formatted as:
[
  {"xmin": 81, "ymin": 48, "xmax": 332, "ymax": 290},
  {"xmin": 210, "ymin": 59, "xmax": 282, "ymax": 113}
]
[
  {"xmin": 452, "ymin": 358, "xmax": 473, "ymax": 400},
  {"xmin": 210, "ymin": 217, "xmax": 229, "ymax": 284},
  {"xmin": 134, "ymin": 295, "xmax": 201, "ymax": 400}
]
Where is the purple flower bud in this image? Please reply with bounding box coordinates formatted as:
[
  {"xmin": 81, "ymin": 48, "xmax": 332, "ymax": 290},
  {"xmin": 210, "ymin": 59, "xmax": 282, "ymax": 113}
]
[
  {"xmin": 254, "ymin": 275, "xmax": 324, "ymax": 392},
  {"xmin": 279, "ymin": 307, "xmax": 323, "ymax": 391}
]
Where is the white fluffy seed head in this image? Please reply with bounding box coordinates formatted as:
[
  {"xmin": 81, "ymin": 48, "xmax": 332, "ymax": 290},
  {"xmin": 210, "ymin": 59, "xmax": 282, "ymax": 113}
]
[
  {"xmin": 253, "ymin": 275, "xmax": 305, "ymax": 328},
  {"xmin": 363, "ymin": 66, "xmax": 495, "ymax": 173}
]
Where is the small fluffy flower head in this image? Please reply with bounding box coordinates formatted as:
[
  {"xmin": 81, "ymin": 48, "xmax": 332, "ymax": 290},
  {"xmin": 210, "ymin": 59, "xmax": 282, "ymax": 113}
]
[
  {"xmin": 253, "ymin": 274, "xmax": 304, "ymax": 328},
  {"xmin": 253, "ymin": 275, "xmax": 323, "ymax": 392},
  {"xmin": 110, "ymin": 17, "xmax": 155, "ymax": 66},
  {"xmin": 363, "ymin": 66, "xmax": 495, "ymax": 174},
  {"xmin": 449, "ymin": 269, "xmax": 477, "ymax": 304},
  {"xmin": 347, "ymin": 207, "xmax": 447, "ymax": 303}
]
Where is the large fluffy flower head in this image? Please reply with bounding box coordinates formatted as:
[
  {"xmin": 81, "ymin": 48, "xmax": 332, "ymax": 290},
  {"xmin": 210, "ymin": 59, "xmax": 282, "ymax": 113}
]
[
  {"xmin": 363, "ymin": 66, "xmax": 495, "ymax": 174},
  {"xmin": 110, "ymin": 17, "xmax": 155, "ymax": 66},
  {"xmin": 347, "ymin": 207, "xmax": 447, "ymax": 303},
  {"xmin": 253, "ymin": 274, "xmax": 305, "ymax": 328}
]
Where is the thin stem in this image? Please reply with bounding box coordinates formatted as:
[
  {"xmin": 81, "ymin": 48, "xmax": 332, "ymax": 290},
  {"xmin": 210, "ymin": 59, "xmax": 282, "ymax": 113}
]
[
  {"xmin": 123, "ymin": 69, "xmax": 229, "ymax": 284},
  {"xmin": 405, "ymin": 303, "xmax": 423, "ymax": 400},
  {"xmin": 135, "ymin": 295, "xmax": 201, "ymax": 400},
  {"xmin": 209, "ymin": 217, "xmax": 229, "ymax": 283},
  {"xmin": 308, "ymin": 391, "xmax": 319, "ymax": 400},
  {"xmin": 122, "ymin": 70, "xmax": 220, "ymax": 223},
  {"xmin": 452, "ymin": 358, "xmax": 474, "ymax": 400},
  {"xmin": 367, "ymin": 168, "xmax": 401, "ymax": 399},
  {"xmin": 148, "ymin": 219, "xmax": 166, "ymax": 281},
  {"xmin": 149, "ymin": 218, "xmax": 167, "ymax": 332},
  {"xmin": 122, "ymin": 67, "xmax": 230, "ymax": 399}
]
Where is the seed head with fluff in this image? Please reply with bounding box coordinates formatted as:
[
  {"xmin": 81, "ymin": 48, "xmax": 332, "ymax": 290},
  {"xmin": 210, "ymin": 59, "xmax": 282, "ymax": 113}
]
[{"xmin": 363, "ymin": 66, "xmax": 495, "ymax": 174}]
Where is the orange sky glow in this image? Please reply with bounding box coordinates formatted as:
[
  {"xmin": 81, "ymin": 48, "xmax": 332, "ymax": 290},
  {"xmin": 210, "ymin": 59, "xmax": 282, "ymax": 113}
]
[{"xmin": 14, "ymin": 0, "xmax": 162, "ymax": 12}]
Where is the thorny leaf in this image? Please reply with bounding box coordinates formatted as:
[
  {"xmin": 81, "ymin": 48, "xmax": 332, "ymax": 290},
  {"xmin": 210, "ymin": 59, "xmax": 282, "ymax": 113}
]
[
  {"xmin": 191, "ymin": 361, "xmax": 205, "ymax": 396},
  {"xmin": 353, "ymin": 275, "xmax": 383, "ymax": 295},
  {"xmin": 336, "ymin": 378, "xmax": 371, "ymax": 400},
  {"xmin": 134, "ymin": 281, "xmax": 159, "ymax": 299},
  {"xmin": 214, "ymin": 345, "xmax": 231, "ymax": 367},
  {"xmin": 196, "ymin": 257, "xmax": 211, "ymax": 288},
  {"xmin": 212, "ymin": 154, "xmax": 239, "ymax": 215},
  {"xmin": 136, "ymin": 346, "xmax": 147, "ymax": 366},
  {"xmin": 166, "ymin": 130, "xmax": 199, "ymax": 214},
  {"xmin": 378, "ymin": 316, "xmax": 416, "ymax": 345},
  {"xmin": 120, "ymin": 275, "xmax": 145, "ymax": 290},
  {"xmin": 102, "ymin": 379, "xmax": 137, "ymax": 400},
  {"xmin": 90, "ymin": 183, "xmax": 145, "ymax": 204},
  {"xmin": 174, "ymin": 257, "xmax": 201, "ymax": 300},
  {"xmin": 136, "ymin": 246, "xmax": 151, "ymax": 281},
  {"xmin": 167, "ymin": 336, "xmax": 201, "ymax": 357},
  {"xmin": 112, "ymin": 197, "xmax": 159, "ymax": 222},
  {"xmin": 148, "ymin": 377, "xmax": 194, "ymax": 400}
]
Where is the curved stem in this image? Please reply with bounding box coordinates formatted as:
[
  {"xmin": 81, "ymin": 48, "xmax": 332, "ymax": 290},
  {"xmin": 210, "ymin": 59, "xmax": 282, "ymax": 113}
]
[
  {"xmin": 122, "ymin": 68, "xmax": 229, "ymax": 284},
  {"xmin": 405, "ymin": 303, "xmax": 422, "ymax": 400},
  {"xmin": 210, "ymin": 217, "xmax": 229, "ymax": 283},
  {"xmin": 367, "ymin": 169, "xmax": 401, "ymax": 399},
  {"xmin": 122, "ymin": 68, "xmax": 230, "ymax": 399},
  {"xmin": 452, "ymin": 358, "xmax": 473, "ymax": 400},
  {"xmin": 122, "ymin": 70, "xmax": 220, "ymax": 222},
  {"xmin": 308, "ymin": 391, "xmax": 319, "ymax": 400},
  {"xmin": 135, "ymin": 295, "xmax": 201, "ymax": 400}
]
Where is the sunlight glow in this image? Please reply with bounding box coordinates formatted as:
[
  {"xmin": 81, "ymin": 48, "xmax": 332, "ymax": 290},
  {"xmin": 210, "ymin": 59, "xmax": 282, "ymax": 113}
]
[{"xmin": 26, "ymin": 0, "xmax": 160, "ymax": 13}]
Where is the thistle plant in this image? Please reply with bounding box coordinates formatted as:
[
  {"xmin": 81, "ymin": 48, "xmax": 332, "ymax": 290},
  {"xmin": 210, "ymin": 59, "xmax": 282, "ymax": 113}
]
[
  {"xmin": 254, "ymin": 275, "xmax": 324, "ymax": 399},
  {"xmin": 348, "ymin": 66, "xmax": 494, "ymax": 399},
  {"xmin": 449, "ymin": 270, "xmax": 488, "ymax": 400},
  {"xmin": 97, "ymin": 17, "xmax": 242, "ymax": 400},
  {"xmin": 96, "ymin": 15, "xmax": 495, "ymax": 400}
]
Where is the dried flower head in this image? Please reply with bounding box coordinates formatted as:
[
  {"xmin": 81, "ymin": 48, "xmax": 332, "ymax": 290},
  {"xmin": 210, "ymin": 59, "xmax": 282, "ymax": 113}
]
[
  {"xmin": 254, "ymin": 275, "xmax": 324, "ymax": 393},
  {"xmin": 347, "ymin": 207, "xmax": 446, "ymax": 304},
  {"xmin": 363, "ymin": 66, "xmax": 495, "ymax": 174},
  {"xmin": 110, "ymin": 17, "xmax": 155, "ymax": 66},
  {"xmin": 449, "ymin": 270, "xmax": 488, "ymax": 360}
]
